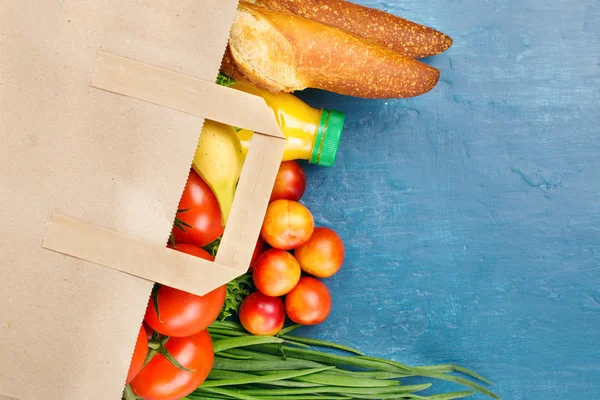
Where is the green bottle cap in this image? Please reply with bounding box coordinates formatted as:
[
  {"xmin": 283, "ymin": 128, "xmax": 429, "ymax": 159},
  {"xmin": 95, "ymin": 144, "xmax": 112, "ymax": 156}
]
[{"xmin": 310, "ymin": 109, "xmax": 345, "ymax": 167}]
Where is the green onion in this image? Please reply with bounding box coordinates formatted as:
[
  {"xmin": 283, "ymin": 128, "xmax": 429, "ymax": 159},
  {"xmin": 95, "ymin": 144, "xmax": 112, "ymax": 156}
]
[
  {"xmin": 277, "ymin": 333, "xmax": 365, "ymax": 355},
  {"xmin": 201, "ymin": 322, "xmax": 499, "ymax": 399},
  {"xmin": 208, "ymin": 369, "xmax": 323, "ymax": 388},
  {"xmin": 231, "ymin": 384, "xmax": 431, "ymax": 396},
  {"xmin": 213, "ymin": 356, "xmax": 325, "ymax": 371},
  {"xmin": 208, "ymin": 328, "xmax": 248, "ymax": 337},
  {"xmin": 254, "ymin": 396, "xmax": 352, "ymax": 400},
  {"xmin": 215, "ymin": 352, "xmax": 252, "ymax": 360},
  {"xmin": 324, "ymin": 369, "xmax": 409, "ymax": 379},
  {"xmin": 200, "ymin": 366, "xmax": 334, "ymax": 387},
  {"xmin": 291, "ymin": 372, "xmax": 401, "ymax": 388},
  {"xmin": 246, "ymin": 344, "xmax": 409, "ymax": 372},
  {"xmin": 222, "ymin": 348, "xmax": 289, "ymax": 361},
  {"xmin": 277, "ymin": 324, "xmax": 303, "ymax": 335},
  {"xmin": 193, "ymin": 386, "xmax": 261, "ymax": 400},
  {"xmin": 210, "ymin": 320, "xmax": 247, "ymax": 331},
  {"xmin": 411, "ymin": 370, "xmax": 499, "ymax": 400},
  {"xmin": 212, "ymin": 336, "xmax": 284, "ymax": 353},
  {"xmin": 427, "ymin": 391, "xmax": 478, "ymax": 400}
]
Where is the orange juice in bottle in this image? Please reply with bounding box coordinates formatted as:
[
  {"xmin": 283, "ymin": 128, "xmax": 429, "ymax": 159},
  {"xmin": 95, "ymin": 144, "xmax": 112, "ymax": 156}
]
[{"xmin": 232, "ymin": 81, "xmax": 345, "ymax": 167}]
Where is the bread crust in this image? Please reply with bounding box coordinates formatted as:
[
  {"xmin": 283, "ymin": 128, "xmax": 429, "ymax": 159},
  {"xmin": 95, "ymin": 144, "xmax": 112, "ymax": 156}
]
[
  {"xmin": 224, "ymin": 3, "xmax": 440, "ymax": 99},
  {"xmin": 250, "ymin": 0, "xmax": 453, "ymax": 59}
]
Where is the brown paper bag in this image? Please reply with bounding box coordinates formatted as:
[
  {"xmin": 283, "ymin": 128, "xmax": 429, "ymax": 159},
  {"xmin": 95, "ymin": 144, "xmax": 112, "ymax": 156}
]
[{"xmin": 0, "ymin": 1, "xmax": 284, "ymax": 399}]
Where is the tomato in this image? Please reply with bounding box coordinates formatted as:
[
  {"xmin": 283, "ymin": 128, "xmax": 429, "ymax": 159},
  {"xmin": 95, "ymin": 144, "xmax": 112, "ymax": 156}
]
[
  {"xmin": 285, "ymin": 277, "xmax": 332, "ymax": 326},
  {"xmin": 249, "ymin": 236, "xmax": 268, "ymax": 271},
  {"xmin": 145, "ymin": 244, "xmax": 226, "ymax": 337},
  {"xmin": 239, "ymin": 292, "xmax": 286, "ymax": 336},
  {"xmin": 270, "ymin": 161, "xmax": 307, "ymax": 202},
  {"xmin": 130, "ymin": 330, "xmax": 214, "ymax": 400},
  {"xmin": 166, "ymin": 242, "xmax": 213, "ymax": 257},
  {"xmin": 126, "ymin": 324, "xmax": 149, "ymax": 384},
  {"xmin": 143, "ymin": 321, "xmax": 156, "ymax": 339},
  {"xmin": 294, "ymin": 227, "xmax": 345, "ymax": 278},
  {"xmin": 261, "ymin": 200, "xmax": 314, "ymax": 250},
  {"xmin": 253, "ymin": 249, "xmax": 301, "ymax": 297},
  {"xmin": 172, "ymin": 169, "xmax": 224, "ymax": 247}
]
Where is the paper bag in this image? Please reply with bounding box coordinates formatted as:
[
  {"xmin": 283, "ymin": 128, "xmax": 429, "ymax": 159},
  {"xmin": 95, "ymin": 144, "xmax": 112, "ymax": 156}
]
[{"xmin": 0, "ymin": 1, "xmax": 284, "ymax": 399}]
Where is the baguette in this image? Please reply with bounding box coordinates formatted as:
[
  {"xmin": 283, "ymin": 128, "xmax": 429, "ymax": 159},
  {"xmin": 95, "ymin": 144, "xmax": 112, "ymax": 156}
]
[
  {"xmin": 246, "ymin": 0, "xmax": 453, "ymax": 59},
  {"xmin": 222, "ymin": 3, "xmax": 440, "ymax": 99}
]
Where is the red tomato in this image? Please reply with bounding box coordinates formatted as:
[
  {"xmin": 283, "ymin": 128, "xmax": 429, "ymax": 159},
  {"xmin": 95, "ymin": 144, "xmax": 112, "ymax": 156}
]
[
  {"xmin": 261, "ymin": 200, "xmax": 314, "ymax": 250},
  {"xmin": 143, "ymin": 322, "xmax": 154, "ymax": 341},
  {"xmin": 270, "ymin": 161, "xmax": 307, "ymax": 202},
  {"xmin": 285, "ymin": 277, "xmax": 332, "ymax": 326},
  {"xmin": 239, "ymin": 292, "xmax": 285, "ymax": 336},
  {"xmin": 172, "ymin": 169, "xmax": 224, "ymax": 247},
  {"xmin": 294, "ymin": 227, "xmax": 345, "ymax": 278},
  {"xmin": 126, "ymin": 324, "xmax": 149, "ymax": 384},
  {"xmin": 253, "ymin": 249, "xmax": 301, "ymax": 297},
  {"xmin": 166, "ymin": 242, "xmax": 213, "ymax": 256},
  {"xmin": 249, "ymin": 236, "xmax": 268, "ymax": 271},
  {"xmin": 130, "ymin": 330, "xmax": 214, "ymax": 400},
  {"xmin": 145, "ymin": 244, "xmax": 226, "ymax": 337}
]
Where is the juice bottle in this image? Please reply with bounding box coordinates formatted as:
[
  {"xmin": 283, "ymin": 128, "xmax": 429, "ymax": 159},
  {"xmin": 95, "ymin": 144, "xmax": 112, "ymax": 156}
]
[{"xmin": 232, "ymin": 82, "xmax": 345, "ymax": 167}]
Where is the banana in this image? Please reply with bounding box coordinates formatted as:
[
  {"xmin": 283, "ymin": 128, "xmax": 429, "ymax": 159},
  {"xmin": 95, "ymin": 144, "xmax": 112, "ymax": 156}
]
[{"xmin": 192, "ymin": 120, "xmax": 244, "ymax": 225}]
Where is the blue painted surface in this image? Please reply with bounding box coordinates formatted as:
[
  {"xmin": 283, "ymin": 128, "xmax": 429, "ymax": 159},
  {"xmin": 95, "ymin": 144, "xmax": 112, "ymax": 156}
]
[{"xmin": 294, "ymin": 1, "xmax": 600, "ymax": 398}]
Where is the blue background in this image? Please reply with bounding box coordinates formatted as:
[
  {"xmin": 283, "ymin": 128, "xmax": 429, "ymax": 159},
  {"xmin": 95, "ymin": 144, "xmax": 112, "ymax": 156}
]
[{"xmin": 294, "ymin": 0, "xmax": 600, "ymax": 399}]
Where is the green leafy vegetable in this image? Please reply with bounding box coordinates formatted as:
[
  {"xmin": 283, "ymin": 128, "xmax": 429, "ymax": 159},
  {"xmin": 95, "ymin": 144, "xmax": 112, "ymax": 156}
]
[
  {"xmin": 218, "ymin": 273, "xmax": 254, "ymax": 321},
  {"xmin": 202, "ymin": 231, "xmax": 253, "ymax": 323}
]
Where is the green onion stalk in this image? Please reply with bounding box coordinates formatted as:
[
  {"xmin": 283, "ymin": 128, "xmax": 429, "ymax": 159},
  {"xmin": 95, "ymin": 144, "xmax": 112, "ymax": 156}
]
[{"xmin": 185, "ymin": 321, "xmax": 499, "ymax": 400}]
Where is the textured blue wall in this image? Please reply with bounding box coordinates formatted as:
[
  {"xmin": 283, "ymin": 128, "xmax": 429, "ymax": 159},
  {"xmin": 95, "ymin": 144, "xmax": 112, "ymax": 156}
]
[{"xmin": 294, "ymin": 1, "xmax": 600, "ymax": 399}]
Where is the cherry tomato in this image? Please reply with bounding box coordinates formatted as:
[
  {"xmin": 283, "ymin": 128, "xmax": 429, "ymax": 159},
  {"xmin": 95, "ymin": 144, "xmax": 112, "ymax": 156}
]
[
  {"xmin": 261, "ymin": 200, "xmax": 314, "ymax": 250},
  {"xmin": 239, "ymin": 292, "xmax": 285, "ymax": 336},
  {"xmin": 126, "ymin": 324, "xmax": 149, "ymax": 384},
  {"xmin": 294, "ymin": 227, "xmax": 345, "ymax": 278},
  {"xmin": 270, "ymin": 161, "xmax": 307, "ymax": 202},
  {"xmin": 130, "ymin": 330, "xmax": 214, "ymax": 400},
  {"xmin": 145, "ymin": 244, "xmax": 226, "ymax": 337},
  {"xmin": 253, "ymin": 249, "xmax": 301, "ymax": 297},
  {"xmin": 285, "ymin": 277, "xmax": 332, "ymax": 326},
  {"xmin": 172, "ymin": 169, "xmax": 224, "ymax": 247}
]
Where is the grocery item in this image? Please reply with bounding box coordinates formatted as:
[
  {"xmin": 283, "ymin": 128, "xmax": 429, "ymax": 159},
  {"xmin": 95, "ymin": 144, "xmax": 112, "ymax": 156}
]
[
  {"xmin": 252, "ymin": 249, "xmax": 302, "ymax": 297},
  {"xmin": 270, "ymin": 160, "xmax": 307, "ymax": 202},
  {"xmin": 218, "ymin": 272, "xmax": 254, "ymax": 321},
  {"xmin": 285, "ymin": 276, "xmax": 332, "ymax": 325},
  {"xmin": 222, "ymin": 3, "xmax": 441, "ymax": 99},
  {"xmin": 171, "ymin": 169, "xmax": 224, "ymax": 247},
  {"xmin": 239, "ymin": 292, "xmax": 286, "ymax": 336},
  {"xmin": 261, "ymin": 199, "xmax": 315, "ymax": 250},
  {"xmin": 233, "ymin": 81, "xmax": 345, "ymax": 167},
  {"xmin": 198, "ymin": 321, "xmax": 500, "ymax": 399},
  {"xmin": 247, "ymin": 0, "xmax": 453, "ymax": 59},
  {"xmin": 129, "ymin": 330, "xmax": 214, "ymax": 400},
  {"xmin": 144, "ymin": 246, "xmax": 225, "ymax": 339},
  {"xmin": 294, "ymin": 227, "xmax": 345, "ymax": 278},
  {"xmin": 192, "ymin": 120, "xmax": 244, "ymax": 225},
  {"xmin": 125, "ymin": 325, "xmax": 148, "ymax": 384}
]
